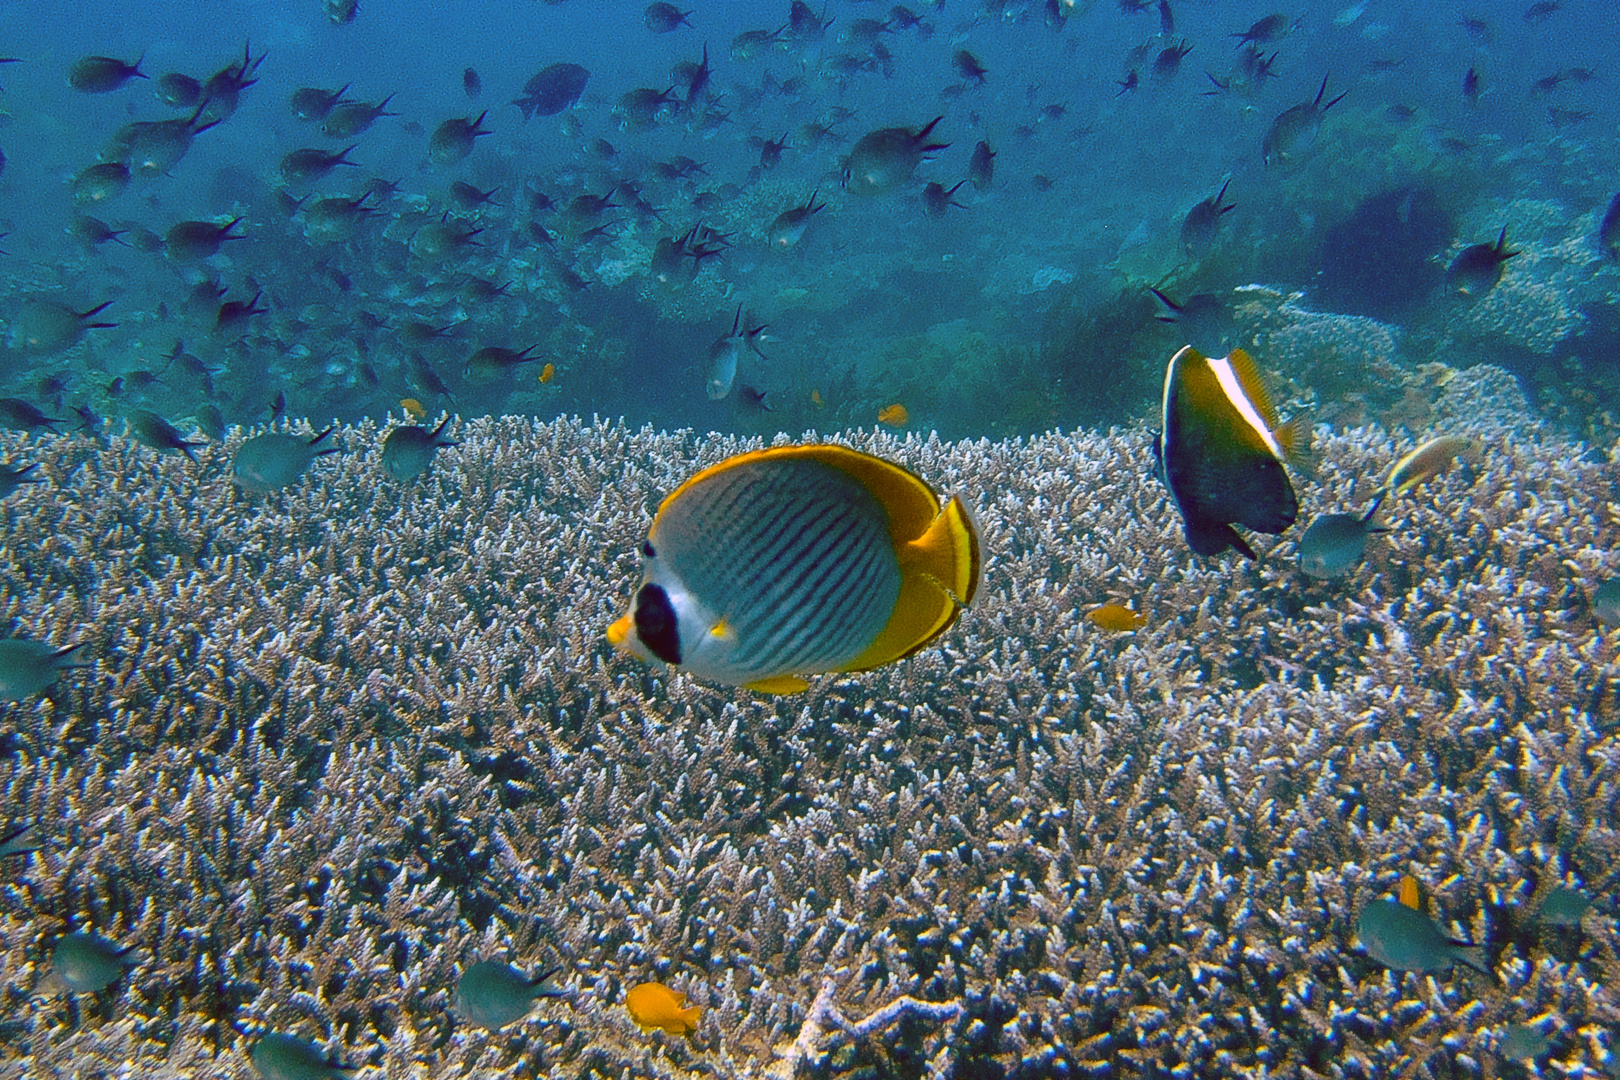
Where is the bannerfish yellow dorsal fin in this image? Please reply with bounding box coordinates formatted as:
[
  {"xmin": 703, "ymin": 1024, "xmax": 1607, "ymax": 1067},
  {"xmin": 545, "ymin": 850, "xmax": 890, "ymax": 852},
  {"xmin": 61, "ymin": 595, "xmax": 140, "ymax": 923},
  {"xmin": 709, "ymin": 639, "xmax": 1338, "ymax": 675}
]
[{"xmin": 1226, "ymin": 348, "xmax": 1282, "ymax": 432}]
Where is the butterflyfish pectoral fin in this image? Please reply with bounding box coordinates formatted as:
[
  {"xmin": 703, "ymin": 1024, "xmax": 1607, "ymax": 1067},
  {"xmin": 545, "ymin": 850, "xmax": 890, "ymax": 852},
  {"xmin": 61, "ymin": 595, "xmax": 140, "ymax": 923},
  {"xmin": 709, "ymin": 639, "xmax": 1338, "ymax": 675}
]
[
  {"xmin": 746, "ymin": 674, "xmax": 811, "ymax": 695},
  {"xmin": 709, "ymin": 618, "xmax": 735, "ymax": 641}
]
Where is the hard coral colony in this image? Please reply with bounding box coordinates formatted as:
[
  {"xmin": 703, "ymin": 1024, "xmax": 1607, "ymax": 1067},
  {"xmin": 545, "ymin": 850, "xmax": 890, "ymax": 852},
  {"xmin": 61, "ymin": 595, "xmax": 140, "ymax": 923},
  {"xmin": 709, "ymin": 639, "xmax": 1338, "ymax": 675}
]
[{"xmin": 0, "ymin": 362, "xmax": 1617, "ymax": 1076}]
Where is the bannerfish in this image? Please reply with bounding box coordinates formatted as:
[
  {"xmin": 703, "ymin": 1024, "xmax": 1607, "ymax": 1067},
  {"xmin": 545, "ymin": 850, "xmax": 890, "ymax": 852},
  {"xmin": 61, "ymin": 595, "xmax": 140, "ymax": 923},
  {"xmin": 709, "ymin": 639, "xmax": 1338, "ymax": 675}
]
[
  {"xmin": 1154, "ymin": 346, "xmax": 1304, "ymax": 559},
  {"xmin": 607, "ymin": 444, "xmax": 981, "ymax": 694},
  {"xmin": 1356, "ymin": 899, "xmax": 1491, "ymax": 975},
  {"xmin": 455, "ymin": 961, "xmax": 565, "ymax": 1029},
  {"xmin": 625, "ymin": 981, "xmax": 702, "ymax": 1035},
  {"xmin": 1297, "ymin": 502, "xmax": 1388, "ymax": 579}
]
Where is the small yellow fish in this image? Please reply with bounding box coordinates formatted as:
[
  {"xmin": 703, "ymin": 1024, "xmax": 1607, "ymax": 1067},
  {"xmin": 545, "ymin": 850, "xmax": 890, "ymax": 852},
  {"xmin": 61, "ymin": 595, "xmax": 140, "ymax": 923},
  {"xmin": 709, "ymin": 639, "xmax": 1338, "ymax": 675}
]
[
  {"xmin": 1384, "ymin": 435, "xmax": 1475, "ymax": 497},
  {"xmin": 400, "ymin": 397, "xmax": 426, "ymax": 419},
  {"xmin": 878, "ymin": 403, "xmax": 909, "ymax": 426},
  {"xmin": 1398, "ymin": 874, "xmax": 1421, "ymax": 910},
  {"xmin": 1086, "ymin": 603, "xmax": 1145, "ymax": 632},
  {"xmin": 810, "ymin": 388, "xmax": 825, "ymax": 408},
  {"xmin": 625, "ymin": 981, "xmax": 701, "ymax": 1035},
  {"xmin": 539, "ymin": 362, "xmax": 556, "ymax": 383}
]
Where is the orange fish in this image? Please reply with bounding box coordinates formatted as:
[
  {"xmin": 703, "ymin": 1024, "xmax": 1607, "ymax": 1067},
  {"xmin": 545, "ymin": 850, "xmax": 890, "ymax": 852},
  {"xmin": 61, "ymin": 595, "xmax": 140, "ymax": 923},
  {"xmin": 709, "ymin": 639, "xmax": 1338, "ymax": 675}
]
[
  {"xmin": 1397, "ymin": 874, "xmax": 1422, "ymax": 910},
  {"xmin": 625, "ymin": 981, "xmax": 701, "ymax": 1036},
  {"xmin": 400, "ymin": 397, "xmax": 426, "ymax": 419},
  {"xmin": 1086, "ymin": 603, "xmax": 1145, "ymax": 632},
  {"xmin": 877, "ymin": 403, "xmax": 908, "ymax": 426},
  {"xmin": 539, "ymin": 362, "xmax": 556, "ymax": 383}
]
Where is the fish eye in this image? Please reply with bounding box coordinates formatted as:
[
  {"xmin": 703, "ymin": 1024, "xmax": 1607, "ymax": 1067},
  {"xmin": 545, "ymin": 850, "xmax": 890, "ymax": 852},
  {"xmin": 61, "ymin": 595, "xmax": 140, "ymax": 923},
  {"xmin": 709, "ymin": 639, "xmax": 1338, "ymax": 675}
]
[{"xmin": 641, "ymin": 541, "xmax": 656, "ymax": 558}]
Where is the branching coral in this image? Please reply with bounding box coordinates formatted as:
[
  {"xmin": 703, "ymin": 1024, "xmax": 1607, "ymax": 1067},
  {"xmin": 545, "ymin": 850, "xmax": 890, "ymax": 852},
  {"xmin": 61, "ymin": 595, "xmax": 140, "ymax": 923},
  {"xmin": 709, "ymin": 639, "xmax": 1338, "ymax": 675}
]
[{"xmin": 0, "ymin": 367, "xmax": 1615, "ymax": 1077}]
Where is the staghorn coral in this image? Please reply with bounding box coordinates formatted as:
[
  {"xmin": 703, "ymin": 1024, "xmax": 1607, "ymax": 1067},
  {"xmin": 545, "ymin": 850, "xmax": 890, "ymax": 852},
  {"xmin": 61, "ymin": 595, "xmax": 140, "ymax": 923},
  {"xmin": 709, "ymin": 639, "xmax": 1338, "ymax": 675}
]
[
  {"xmin": 1234, "ymin": 285, "xmax": 1410, "ymax": 413},
  {"xmin": 0, "ymin": 368, "xmax": 1616, "ymax": 1078}
]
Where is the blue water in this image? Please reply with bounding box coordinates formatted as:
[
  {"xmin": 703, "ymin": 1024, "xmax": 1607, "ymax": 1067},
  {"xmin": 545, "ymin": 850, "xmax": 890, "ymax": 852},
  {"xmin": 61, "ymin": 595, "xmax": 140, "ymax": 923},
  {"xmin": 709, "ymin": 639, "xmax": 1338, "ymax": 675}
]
[{"xmin": 0, "ymin": 0, "xmax": 1613, "ymax": 431}]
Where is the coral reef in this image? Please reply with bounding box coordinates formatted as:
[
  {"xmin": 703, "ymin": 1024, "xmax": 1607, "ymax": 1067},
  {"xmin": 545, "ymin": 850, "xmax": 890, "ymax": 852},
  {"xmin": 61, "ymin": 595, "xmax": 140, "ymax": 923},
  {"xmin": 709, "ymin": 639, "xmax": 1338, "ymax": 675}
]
[
  {"xmin": 1431, "ymin": 198, "xmax": 1593, "ymax": 357},
  {"xmin": 1234, "ymin": 285, "xmax": 1408, "ymax": 412},
  {"xmin": 0, "ymin": 370, "xmax": 1617, "ymax": 1077}
]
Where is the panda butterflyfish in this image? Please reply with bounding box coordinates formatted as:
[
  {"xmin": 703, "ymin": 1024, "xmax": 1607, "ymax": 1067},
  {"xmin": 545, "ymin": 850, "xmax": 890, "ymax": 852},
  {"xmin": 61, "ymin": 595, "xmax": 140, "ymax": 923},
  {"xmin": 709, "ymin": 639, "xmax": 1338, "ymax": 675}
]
[
  {"xmin": 607, "ymin": 444, "xmax": 981, "ymax": 694},
  {"xmin": 624, "ymin": 981, "xmax": 702, "ymax": 1035},
  {"xmin": 1154, "ymin": 345, "xmax": 1305, "ymax": 559}
]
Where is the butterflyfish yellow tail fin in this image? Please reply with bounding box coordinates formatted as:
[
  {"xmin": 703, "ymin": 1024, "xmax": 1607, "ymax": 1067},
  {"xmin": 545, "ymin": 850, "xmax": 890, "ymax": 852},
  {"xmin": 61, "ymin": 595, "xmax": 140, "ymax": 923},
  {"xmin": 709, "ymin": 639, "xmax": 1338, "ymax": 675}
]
[
  {"xmin": 914, "ymin": 494, "xmax": 982, "ymax": 606},
  {"xmin": 848, "ymin": 495, "xmax": 982, "ymax": 673}
]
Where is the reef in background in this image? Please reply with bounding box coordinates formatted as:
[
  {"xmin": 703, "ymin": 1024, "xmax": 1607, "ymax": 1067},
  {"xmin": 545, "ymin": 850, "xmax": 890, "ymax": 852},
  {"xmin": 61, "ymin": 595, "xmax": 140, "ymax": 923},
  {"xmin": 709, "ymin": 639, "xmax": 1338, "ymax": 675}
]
[{"xmin": 0, "ymin": 366, "xmax": 1616, "ymax": 1077}]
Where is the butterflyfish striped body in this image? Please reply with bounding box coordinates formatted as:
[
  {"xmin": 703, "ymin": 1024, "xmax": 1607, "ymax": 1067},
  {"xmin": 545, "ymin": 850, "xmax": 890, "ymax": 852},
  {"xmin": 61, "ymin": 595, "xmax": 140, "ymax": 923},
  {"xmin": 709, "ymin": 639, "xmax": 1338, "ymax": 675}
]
[
  {"xmin": 607, "ymin": 444, "xmax": 981, "ymax": 694},
  {"xmin": 1154, "ymin": 345, "xmax": 1303, "ymax": 559}
]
